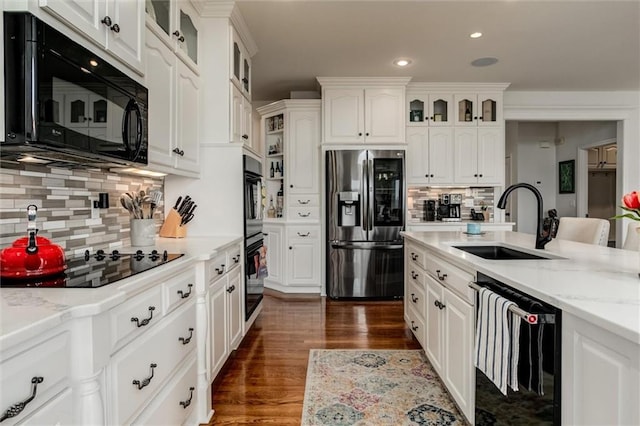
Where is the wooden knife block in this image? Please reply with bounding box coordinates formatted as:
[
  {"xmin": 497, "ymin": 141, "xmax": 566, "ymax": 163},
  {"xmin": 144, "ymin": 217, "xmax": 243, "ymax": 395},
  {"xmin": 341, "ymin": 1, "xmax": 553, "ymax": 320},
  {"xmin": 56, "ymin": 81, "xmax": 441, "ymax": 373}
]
[{"xmin": 159, "ymin": 209, "xmax": 187, "ymax": 238}]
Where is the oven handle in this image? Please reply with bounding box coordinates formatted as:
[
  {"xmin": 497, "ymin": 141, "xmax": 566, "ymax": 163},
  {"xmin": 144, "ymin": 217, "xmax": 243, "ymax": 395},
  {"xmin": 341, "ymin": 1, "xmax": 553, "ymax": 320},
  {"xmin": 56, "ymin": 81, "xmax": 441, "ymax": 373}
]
[{"xmin": 469, "ymin": 282, "xmax": 555, "ymax": 325}]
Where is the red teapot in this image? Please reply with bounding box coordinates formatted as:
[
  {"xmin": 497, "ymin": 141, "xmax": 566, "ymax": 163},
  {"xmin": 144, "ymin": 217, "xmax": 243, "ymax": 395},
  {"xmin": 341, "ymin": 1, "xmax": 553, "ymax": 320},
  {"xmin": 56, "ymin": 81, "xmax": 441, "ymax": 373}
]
[{"xmin": 0, "ymin": 205, "xmax": 66, "ymax": 279}]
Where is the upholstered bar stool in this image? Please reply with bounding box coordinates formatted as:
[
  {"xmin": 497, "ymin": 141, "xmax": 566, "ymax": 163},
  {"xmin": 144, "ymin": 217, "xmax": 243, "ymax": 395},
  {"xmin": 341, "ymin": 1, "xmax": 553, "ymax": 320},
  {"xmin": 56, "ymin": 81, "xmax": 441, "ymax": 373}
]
[
  {"xmin": 622, "ymin": 222, "xmax": 640, "ymax": 251},
  {"xmin": 555, "ymin": 217, "xmax": 610, "ymax": 246}
]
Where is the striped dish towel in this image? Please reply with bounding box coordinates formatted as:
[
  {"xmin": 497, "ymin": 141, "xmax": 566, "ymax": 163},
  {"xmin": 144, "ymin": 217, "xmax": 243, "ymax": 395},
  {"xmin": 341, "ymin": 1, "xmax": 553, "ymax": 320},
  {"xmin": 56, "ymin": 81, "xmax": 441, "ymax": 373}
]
[{"xmin": 474, "ymin": 287, "xmax": 521, "ymax": 395}]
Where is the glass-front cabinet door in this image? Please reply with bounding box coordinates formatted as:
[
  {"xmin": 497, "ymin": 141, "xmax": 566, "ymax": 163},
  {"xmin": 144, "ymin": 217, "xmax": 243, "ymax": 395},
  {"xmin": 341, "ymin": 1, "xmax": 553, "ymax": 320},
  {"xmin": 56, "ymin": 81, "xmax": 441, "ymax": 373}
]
[
  {"xmin": 454, "ymin": 93, "xmax": 501, "ymax": 126},
  {"xmin": 407, "ymin": 92, "xmax": 452, "ymax": 126},
  {"xmin": 146, "ymin": 0, "xmax": 199, "ymax": 71}
]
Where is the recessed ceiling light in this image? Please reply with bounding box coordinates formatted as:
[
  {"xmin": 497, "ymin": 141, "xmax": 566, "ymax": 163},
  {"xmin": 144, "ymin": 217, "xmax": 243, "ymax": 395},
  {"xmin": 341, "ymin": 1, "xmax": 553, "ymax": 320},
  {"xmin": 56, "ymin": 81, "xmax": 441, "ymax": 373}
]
[
  {"xmin": 393, "ymin": 58, "xmax": 412, "ymax": 67},
  {"xmin": 470, "ymin": 32, "xmax": 483, "ymax": 39},
  {"xmin": 471, "ymin": 57, "xmax": 499, "ymax": 67},
  {"xmin": 89, "ymin": 60, "xmax": 99, "ymax": 67}
]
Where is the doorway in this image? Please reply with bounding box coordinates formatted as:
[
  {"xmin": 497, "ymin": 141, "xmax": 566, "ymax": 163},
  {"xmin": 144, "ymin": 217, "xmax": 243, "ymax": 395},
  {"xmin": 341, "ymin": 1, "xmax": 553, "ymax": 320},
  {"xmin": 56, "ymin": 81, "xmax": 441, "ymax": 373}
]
[{"xmin": 583, "ymin": 140, "xmax": 617, "ymax": 246}]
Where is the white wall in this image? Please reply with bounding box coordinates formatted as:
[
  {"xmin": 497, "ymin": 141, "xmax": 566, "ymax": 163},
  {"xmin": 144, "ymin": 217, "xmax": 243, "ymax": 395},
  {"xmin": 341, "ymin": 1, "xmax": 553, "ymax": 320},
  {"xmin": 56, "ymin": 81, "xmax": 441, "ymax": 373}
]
[
  {"xmin": 555, "ymin": 121, "xmax": 617, "ymax": 217},
  {"xmin": 504, "ymin": 91, "xmax": 640, "ymax": 244},
  {"xmin": 506, "ymin": 122, "xmax": 558, "ymax": 234}
]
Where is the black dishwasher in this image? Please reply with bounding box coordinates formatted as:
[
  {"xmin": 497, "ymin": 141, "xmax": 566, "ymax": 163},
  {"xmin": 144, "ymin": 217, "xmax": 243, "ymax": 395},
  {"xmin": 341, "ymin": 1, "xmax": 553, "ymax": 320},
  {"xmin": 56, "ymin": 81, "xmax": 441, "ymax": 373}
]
[{"xmin": 474, "ymin": 273, "xmax": 562, "ymax": 426}]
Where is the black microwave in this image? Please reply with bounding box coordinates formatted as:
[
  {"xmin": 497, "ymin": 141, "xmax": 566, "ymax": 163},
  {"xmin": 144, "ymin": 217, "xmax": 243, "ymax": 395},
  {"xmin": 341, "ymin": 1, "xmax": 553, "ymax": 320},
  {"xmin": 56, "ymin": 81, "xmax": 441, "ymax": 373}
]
[{"xmin": 3, "ymin": 12, "xmax": 148, "ymax": 167}]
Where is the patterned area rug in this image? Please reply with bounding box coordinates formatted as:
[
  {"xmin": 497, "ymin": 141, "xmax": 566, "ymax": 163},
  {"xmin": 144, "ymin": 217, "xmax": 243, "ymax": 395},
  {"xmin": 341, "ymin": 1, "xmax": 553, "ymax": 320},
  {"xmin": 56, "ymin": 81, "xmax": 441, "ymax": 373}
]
[{"xmin": 301, "ymin": 349, "xmax": 465, "ymax": 425}]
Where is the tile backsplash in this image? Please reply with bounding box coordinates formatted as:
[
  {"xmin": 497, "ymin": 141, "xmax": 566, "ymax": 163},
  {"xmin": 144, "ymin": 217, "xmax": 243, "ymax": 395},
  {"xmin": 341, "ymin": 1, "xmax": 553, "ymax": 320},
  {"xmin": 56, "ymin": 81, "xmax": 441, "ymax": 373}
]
[
  {"xmin": 407, "ymin": 186, "xmax": 495, "ymax": 222},
  {"xmin": 0, "ymin": 162, "xmax": 164, "ymax": 255}
]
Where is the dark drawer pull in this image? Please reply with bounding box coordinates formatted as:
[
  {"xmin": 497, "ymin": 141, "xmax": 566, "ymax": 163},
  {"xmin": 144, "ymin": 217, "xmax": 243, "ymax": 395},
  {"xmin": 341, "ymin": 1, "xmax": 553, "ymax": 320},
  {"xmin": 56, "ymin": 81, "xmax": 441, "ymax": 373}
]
[
  {"xmin": 0, "ymin": 377, "xmax": 43, "ymax": 422},
  {"xmin": 179, "ymin": 328, "xmax": 194, "ymax": 345},
  {"xmin": 411, "ymin": 321, "xmax": 419, "ymax": 331},
  {"xmin": 298, "ymin": 199, "xmax": 310, "ymax": 204},
  {"xmin": 298, "ymin": 212, "xmax": 311, "ymax": 217},
  {"xmin": 297, "ymin": 232, "xmax": 310, "ymax": 237},
  {"xmin": 233, "ymin": 255, "xmax": 240, "ymax": 263},
  {"xmin": 177, "ymin": 284, "xmax": 193, "ymax": 299},
  {"xmin": 131, "ymin": 306, "xmax": 155, "ymax": 328},
  {"xmin": 411, "ymin": 271, "xmax": 418, "ymax": 280},
  {"xmin": 215, "ymin": 265, "xmax": 225, "ymax": 275},
  {"xmin": 411, "ymin": 293, "xmax": 418, "ymax": 303},
  {"xmin": 226, "ymin": 285, "xmax": 236, "ymax": 293},
  {"xmin": 180, "ymin": 387, "xmax": 195, "ymax": 409},
  {"xmin": 132, "ymin": 363, "xmax": 157, "ymax": 390},
  {"xmin": 436, "ymin": 270, "xmax": 448, "ymax": 281}
]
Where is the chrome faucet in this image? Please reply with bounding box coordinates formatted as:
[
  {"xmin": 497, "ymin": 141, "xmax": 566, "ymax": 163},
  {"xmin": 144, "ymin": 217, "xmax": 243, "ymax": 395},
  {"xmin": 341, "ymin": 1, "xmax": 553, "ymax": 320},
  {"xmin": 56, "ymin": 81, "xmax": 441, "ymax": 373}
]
[{"xmin": 497, "ymin": 183, "xmax": 553, "ymax": 250}]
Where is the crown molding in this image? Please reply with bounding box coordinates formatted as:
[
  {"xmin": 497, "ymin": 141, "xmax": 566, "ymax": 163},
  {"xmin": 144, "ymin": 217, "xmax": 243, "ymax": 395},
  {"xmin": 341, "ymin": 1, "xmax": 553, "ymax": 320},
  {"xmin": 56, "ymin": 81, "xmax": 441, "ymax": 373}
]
[{"xmin": 317, "ymin": 77, "xmax": 412, "ymax": 87}]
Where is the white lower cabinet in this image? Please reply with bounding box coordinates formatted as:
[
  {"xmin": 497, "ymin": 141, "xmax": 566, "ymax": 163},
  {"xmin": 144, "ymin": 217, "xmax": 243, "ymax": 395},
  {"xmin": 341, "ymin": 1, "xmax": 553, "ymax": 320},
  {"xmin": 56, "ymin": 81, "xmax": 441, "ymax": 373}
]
[
  {"xmin": 263, "ymin": 222, "xmax": 284, "ymax": 288},
  {"xmin": 209, "ymin": 273, "xmax": 229, "ymax": 380},
  {"xmin": 562, "ymin": 313, "xmax": 640, "ymax": 425},
  {"xmin": 208, "ymin": 242, "xmax": 245, "ymax": 382},
  {"xmin": 132, "ymin": 355, "xmax": 198, "ymax": 425},
  {"xmin": 407, "ymin": 244, "xmax": 475, "ymax": 424},
  {"xmin": 0, "ymin": 330, "xmax": 71, "ymax": 425},
  {"xmin": 108, "ymin": 299, "xmax": 196, "ymax": 425},
  {"xmin": 286, "ymin": 225, "xmax": 321, "ymax": 288}
]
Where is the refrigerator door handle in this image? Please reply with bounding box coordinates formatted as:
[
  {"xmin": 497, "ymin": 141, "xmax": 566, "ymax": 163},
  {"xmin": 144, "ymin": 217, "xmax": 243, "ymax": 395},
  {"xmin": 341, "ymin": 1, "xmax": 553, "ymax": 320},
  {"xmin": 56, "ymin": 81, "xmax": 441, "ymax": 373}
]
[
  {"xmin": 368, "ymin": 158, "xmax": 374, "ymax": 231},
  {"xmin": 361, "ymin": 158, "xmax": 368, "ymax": 236}
]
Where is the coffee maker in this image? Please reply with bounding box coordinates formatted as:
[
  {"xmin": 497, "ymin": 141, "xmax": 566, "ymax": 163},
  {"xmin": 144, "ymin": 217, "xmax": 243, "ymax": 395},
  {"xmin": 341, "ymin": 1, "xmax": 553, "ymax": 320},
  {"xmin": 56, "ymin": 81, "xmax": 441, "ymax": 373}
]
[{"xmin": 437, "ymin": 193, "xmax": 462, "ymax": 221}]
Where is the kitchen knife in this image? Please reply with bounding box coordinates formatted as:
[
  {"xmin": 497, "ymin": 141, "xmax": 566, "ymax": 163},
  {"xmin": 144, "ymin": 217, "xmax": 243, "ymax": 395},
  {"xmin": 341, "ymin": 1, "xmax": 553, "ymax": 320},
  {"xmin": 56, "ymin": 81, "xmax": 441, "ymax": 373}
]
[
  {"xmin": 178, "ymin": 200, "xmax": 193, "ymax": 216},
  {"xmin": 173, "ymin": 196, "xmax": 182, "ymax": 210},
  {"xmin": 177, "ymin": 196, "xmax": 191, "ymax": 213},
  {"xmin": 181, "ymin": 204, "xmax": 197, "ymax": 226}
]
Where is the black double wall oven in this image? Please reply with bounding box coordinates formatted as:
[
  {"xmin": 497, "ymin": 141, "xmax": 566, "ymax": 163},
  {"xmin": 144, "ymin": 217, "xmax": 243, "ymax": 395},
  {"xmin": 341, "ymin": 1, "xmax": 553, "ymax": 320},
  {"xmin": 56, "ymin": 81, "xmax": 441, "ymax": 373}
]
[
  {"xmin": 243, "ymin": 155, "xmax": 264, "ymax": 320},
  {"xmin": 3, "ymin": 12, "xmax": 148, "ymax": 167}
]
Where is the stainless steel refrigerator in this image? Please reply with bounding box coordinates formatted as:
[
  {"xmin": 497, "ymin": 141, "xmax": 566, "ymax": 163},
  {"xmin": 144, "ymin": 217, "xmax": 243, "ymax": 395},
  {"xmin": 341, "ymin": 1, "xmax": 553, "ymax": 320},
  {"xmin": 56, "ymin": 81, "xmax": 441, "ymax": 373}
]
[{"xmin": 326, "ymin": 149, "xmax": 405, "ymax": 298}]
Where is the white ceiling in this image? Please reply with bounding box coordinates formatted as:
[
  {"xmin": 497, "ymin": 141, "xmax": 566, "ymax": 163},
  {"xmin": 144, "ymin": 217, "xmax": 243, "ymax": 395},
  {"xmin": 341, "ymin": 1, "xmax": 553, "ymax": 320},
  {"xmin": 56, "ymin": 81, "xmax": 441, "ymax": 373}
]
[{"xmin": 234, "ymin": 0, "xmax": 640, "ymax": 102}]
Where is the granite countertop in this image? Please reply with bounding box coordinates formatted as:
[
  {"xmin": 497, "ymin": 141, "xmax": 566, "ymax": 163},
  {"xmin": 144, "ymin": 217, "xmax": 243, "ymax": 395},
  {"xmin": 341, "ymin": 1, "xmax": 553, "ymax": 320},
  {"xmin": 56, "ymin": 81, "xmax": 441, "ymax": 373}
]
[
  {"xmin": 0, "ymin": 235, "xmax": 242, "ymax": 349},
  {"xmin": 402, "ymin": 230, "xmax": 640, "ymax": 344},
  {"xmin": 407, "ymin": 221, "xmax": 516, "ymax": 225}
]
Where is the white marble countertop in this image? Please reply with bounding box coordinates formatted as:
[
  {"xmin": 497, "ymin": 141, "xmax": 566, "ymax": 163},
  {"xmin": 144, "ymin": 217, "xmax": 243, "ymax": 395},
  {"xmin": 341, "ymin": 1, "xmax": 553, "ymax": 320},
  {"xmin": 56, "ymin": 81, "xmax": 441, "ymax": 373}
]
[
  {"xmin": 402, "ymin": 230, "xmax": 640, "ymax": 344},
  {"xmin": 0, "ymin": 235, "xmax": 242, "ymax": 349},
  {"xmin": 407, "ymin": 221, "xmax": 516, "ymax": 226}
]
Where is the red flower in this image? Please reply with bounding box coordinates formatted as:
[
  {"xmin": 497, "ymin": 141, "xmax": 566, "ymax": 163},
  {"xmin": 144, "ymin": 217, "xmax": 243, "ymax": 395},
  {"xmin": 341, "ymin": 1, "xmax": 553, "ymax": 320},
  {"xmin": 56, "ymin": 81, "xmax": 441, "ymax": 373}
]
[
  {"xmin": 613, "ymin": 191, "xmax": 640, "ymax": 222},
  {"xmin": 622, "ymin": 191, "xmax": 640, "ymax": 210}
]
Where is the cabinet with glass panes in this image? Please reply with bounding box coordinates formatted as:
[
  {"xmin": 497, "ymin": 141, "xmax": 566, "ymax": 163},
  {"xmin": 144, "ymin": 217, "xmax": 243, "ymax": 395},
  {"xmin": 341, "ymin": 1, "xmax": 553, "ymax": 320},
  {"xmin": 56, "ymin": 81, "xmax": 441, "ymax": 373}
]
[{"xmin": 146, "ymin": 0, "xmax": 199, "ymax": 72}]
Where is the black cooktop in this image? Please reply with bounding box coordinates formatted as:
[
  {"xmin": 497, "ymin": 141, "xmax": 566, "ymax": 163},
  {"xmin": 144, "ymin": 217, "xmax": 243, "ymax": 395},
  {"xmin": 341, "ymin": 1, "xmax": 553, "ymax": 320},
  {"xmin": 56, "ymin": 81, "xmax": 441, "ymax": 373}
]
[{"xmin": 0, "ymin": 249, "xmax": 184, "ymax": 288}]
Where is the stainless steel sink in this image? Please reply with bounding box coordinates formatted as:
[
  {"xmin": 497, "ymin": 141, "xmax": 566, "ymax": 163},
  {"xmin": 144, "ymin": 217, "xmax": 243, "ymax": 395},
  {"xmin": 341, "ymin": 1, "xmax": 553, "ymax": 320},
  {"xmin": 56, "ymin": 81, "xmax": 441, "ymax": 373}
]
[{"xmin": 452, "ymin": 245, "xmax": 553, "ymax": 260}]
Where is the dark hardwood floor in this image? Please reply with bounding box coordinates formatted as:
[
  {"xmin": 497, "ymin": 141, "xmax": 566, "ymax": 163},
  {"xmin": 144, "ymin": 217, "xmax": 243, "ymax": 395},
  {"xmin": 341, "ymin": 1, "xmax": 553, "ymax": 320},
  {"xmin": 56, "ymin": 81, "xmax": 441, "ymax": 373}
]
[{"xmin": 206, "ymin": 290, "xmax": 421, "ymax": 425}]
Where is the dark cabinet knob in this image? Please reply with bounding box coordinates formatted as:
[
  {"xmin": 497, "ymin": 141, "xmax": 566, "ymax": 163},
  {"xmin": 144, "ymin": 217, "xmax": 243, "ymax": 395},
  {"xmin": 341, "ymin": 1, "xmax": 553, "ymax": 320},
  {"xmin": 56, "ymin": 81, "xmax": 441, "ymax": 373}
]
[
  {"xmin": 290, "ymin": 184, "xmax": 293, "ymax": 188},
  {"xmin": 242, "ymin": 134, "xmax": 249, "ymax": 139},
  {"xmin": 101, "ymin": 16, "xmax": 112, "ymax": 26},
  {"xmin": 178, "ymin": 35, "xmax": 185, "ymax": 43},
  {"xmin": 242, "ymin": 78, "xmax": 249, "ymax": 84},
  {"xmin": 110, "ymin": 23, "xmax": 120, "ymax": 33},
  {"xmin": 358, "ymin": 132, "xmax": 363, "ymax": 136},
  {"xmin": 173, "ymin": 30, "xmax": 181, "ymax": 37}
]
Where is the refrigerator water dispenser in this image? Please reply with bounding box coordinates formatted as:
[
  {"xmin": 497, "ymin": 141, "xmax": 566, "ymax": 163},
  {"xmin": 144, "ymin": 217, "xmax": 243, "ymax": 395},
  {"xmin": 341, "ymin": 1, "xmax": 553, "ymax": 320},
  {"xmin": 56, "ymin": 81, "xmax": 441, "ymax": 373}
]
[{"xmin": 338, "ymin": 192, "xmax": 360, "ymax": 227}]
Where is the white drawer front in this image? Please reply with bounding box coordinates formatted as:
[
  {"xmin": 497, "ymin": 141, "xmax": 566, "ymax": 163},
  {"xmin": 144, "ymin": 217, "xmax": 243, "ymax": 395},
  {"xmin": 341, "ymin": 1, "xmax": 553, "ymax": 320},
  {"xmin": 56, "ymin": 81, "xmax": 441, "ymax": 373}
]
[
  {"xmin": 208, "ymin": 253, "xmax": 227, "ymax": 281},
  {"xmin": 407, "ymin": 304, "xmax": 426, "ymax": 348},
  {"xmin": 406, "ymin": 276, "xmax": 426, "ymax": 320},
  {"xmin": 18, "ymin": 387, "xmax": 73, "ymax": 426},
  {"xmin": 110, "ymin": 301, "xmax": 197, "ymax": 425},
  {"xmin": 164, "ymin": 269, "xmax": 196, "ymax": 315},
  {"xmin": 110, "ymin": 285, "xmax": 164, "ymax": 353},
  {"xmin": 406, "ymin": 243, "xmax": 427, "ymax": 270},
  {"xmin": 287, "ymin": 226, "xmax": 320, "ymax": 240},
  {"xmin": 425, "ymin": 256, "xmax": 474, "ymax": 304},
  {"xmin": 227, "ymin": 245, "xmax": 242, "ymax": 272},
  {"xmin": 132, "ymin": 356, "xmax": 198, "ymax": 426},
  {"xmin": 0, "ymin": 332, "xmax": 70, "ymax": 425},
  {"xmin": 288, "ymin": 194, "xmax": 320, "ymax": 207},
  {"xmin": 288, "ymin": 206, "xmax": 320, "ymax": 221}
]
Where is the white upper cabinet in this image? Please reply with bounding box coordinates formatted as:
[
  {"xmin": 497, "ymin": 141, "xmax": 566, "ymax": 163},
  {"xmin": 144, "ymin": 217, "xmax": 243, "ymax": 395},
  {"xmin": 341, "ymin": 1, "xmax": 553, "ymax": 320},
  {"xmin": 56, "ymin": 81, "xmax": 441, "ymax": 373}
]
[
  {"xmin": 318, "ymin": 77, "xmax": 410, "ymax": 144},
  {"xmin": 454, "ymin": 92, "xmax": 503, "ymax": 127},
  {"xmin": 407, "ymin": 92, "xmax": 453, "ymax": 127},
  {"xmin": 146, "ymin": 0, "xmax": 199, "ymax": 73},
  {"xmin": 453, "ymin": 127, "xmax": 503, "ymax": 185},
  {"xmin": 287, "ymin": 109, "xmax": 321, "ymax": 195},
  {"xmin": 40, "ymin": 0, "xmax": 144, "ymax": 72},
  {"xmin": 145, "ymin": 28, "xmax": 200, "ymax": 177},
  {"xmin": 406, "ymin": 127, "xmax": 454, "ymax": 185},
  {"xmin": 230, "ymin": 27, "xmax": 252, "ymax": 101}
]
